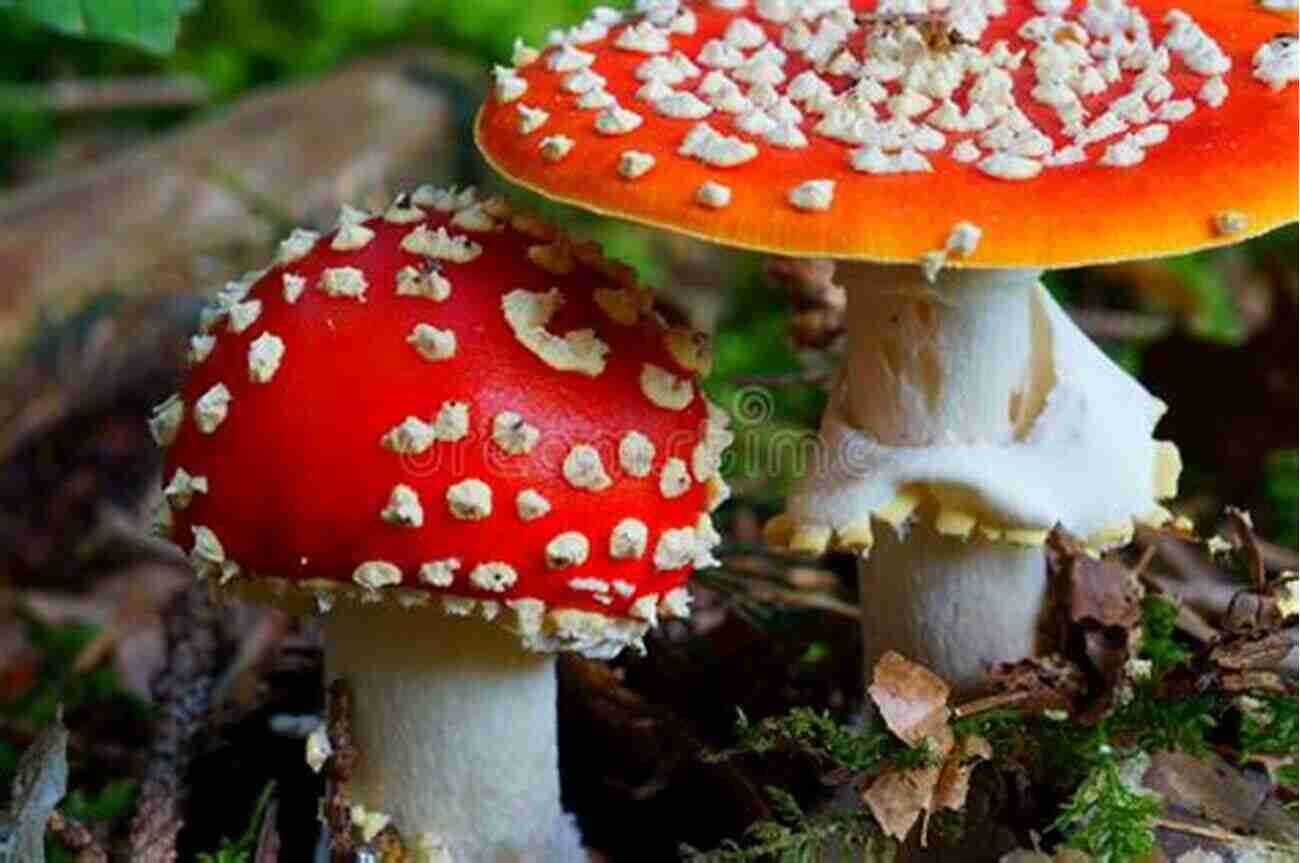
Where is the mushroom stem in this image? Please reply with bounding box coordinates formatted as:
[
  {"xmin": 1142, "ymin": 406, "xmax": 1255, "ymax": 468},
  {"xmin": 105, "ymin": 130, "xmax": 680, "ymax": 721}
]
[
  {"xmin": 858, "ymin": 523, "xmax": 1049, "ymax": 695},
  {"xmin": 838, "ymin": 264, "xmax": 1048, "ymax": 446},
  {"xmin": 323, "ymin": 605, "xmax": 586, "ymax": 860},
  {"xmin": 832, "ymin": 264, "xmax": 1054, "ymax": 694}
]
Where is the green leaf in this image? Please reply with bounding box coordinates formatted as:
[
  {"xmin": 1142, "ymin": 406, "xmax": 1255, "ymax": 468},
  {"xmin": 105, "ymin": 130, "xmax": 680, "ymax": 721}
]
[
  {"xmin": 0, "ymin": 0, "xmax": 195, "ymax": 53},
  {"xmin": 195, "ymin": 781, "xmax": 276, "ymax": 863}
]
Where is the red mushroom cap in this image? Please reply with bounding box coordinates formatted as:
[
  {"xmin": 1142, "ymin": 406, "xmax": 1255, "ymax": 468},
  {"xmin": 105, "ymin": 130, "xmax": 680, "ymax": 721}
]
[
  {"xmin": 152, "ymin": 188, "xmax": 730, "ymax": 656},
  {"xmin": 475, "ymin": 0, "xmax": 1298, "ymax": 268}
]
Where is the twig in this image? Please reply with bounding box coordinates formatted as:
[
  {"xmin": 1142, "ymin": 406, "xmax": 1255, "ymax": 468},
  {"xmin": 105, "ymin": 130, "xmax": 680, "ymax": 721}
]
[
  {"xmin": 952, "ymin": 689, "xmax": 1036, "ymax": 720},
  {"xmin": 128, "ymin": 585, "xmax": 221, "ymax": 863},
  {"xmin": 747, "ymin": 585, "xmax": 861, "ymax": 620},
  {"xmin": 324, "ymin": 679, "xmax": 359, "ymax": 863},
  {"xmin": 75, "ymin": 502, "xmax": 188, "ymax": 566},
  {"xmin": 1066, "ymin": 306, "xmax": 1173, "ymax": 343},
  {"xmin": 0, "ymin": 77, "xmax": 208, "ymax": 113},
  {"xmin": 1256, "ymin": 537, "xmax": 1299, "ymax": 574},
  {"xmin": 212, "ymin": 608, "xmax": 292, "ymax": 706},
  {"xmin": 46, "ymin": 811, "xmax": 108, "ymax": 863},
  {"xmin": 559, "ymin": 657, "xmax": 770, "ymax": 822},
  {"xmin": 254, "ymin": 797, "xmax": 281, "ymax": 863},
  {"xmin": 762, "ymin": 257, "xmax": 843, "ymax": 308},
  {"xmin": 1131, "ymin": 544, "xmax": 1157, "ymax": 579},
  {"xmin": 201, "ymin": 159, "xmax": 300, "ymax": 233},
  {"xmin": 1222, "ymin": 508, "xmax": 1266, "ymax": 591},
  {"xmin": 1154, "ymin": 816, "xmax": 1296, "ymax": 852}
]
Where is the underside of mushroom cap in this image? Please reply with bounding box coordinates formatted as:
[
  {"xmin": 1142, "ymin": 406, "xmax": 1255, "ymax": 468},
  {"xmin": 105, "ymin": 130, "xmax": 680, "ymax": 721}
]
[
  {"xmin": 765, "ymin": 275, "xmax": 1182, "ymax": 557},
  {"xmin": 152, "ymin": 188, "xmax": 732, "ymax": 658},
  {"xmin": 476, "ymin": 0, "xmax": 1298, "ymax": 267}
]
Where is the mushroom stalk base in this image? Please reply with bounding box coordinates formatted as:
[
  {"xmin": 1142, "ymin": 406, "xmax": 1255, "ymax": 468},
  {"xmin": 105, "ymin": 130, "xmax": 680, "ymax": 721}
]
[
  {"xmin": 858, "ymin": 523, "xmax": 1047, "ymax": 696},
  {"xmin": 323, "ymin": 606, "xmax": 585, "ymax": 862}
]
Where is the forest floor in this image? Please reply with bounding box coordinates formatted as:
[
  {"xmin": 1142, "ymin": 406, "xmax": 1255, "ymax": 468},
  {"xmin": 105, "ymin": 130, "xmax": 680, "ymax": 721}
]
[{"xmin": 0, "ymin": 42, "xmax": 1296, "ymax": 863}]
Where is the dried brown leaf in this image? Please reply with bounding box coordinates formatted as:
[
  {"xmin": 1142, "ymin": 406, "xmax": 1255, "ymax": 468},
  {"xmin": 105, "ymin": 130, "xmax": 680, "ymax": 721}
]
[
  {"xmin": 1145, "ymin": 750, "xmax": 1299, "ymax": 849},
  {"xmin": 1083, "ymin": 626, "xmax": 1137, "ymax": 689},
  {"xmin": 861, "ymin": 727, "xmax": 996, "ymax": 846},
  {"xmin": 989, "ymin": 655, "xmax": 1087, "ymax": 713},
  {"xmin": 765, "ymin": 256, "xmax": 846, "ymax": 348},
  {"xmin": 1219, "ymin": 671, "xmax": 1290, "ymax": 693},
  {"xmin": 868, "ymin": 651, "xmax": 951, "ymax": 747},
  {"xmin": 1067, "ymin": 552, "xmax": 1144, "ymax": 629},
  {"xmin": 932, "ymin": 734, "xmax": 993, "ymax": 813},
  {"xmin": 862, "ymin": 762, "xmax": 943, "ymax": 841},
  {"xmin": 861, "ymin": 654, "xmax": 998, "ymax": 845},
  {"xmin": 765, "ymin": 257, "xmax": 843, "ymax": 308},
  {"xmin": 1210, "ymin": 630, "xmax": 1295, "ymax": 671},
  {"xmin": 1223, "ymin": 592, "xmax": 1288, "ymax": 635}
]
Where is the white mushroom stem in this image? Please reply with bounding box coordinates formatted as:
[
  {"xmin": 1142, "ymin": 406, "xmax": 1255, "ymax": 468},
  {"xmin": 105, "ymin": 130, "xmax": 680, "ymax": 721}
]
[
  {"xmin": 857, "ymin": 524, "xmax": 1048, "ymax": 691},
  {"xmin": 792, "ymin": 262, "xmax": 1174, "ymax": 694},
  {"xmin": 840, "ymin": 264, "xmax": 1049, "ymax": 694},
  {"xmin": 838, "ymin": 264, "xmax": 1049, "ymax": 446},
  {"xmin": 323, "ymin": 605, "xmax": 586, "ymax": 860}
]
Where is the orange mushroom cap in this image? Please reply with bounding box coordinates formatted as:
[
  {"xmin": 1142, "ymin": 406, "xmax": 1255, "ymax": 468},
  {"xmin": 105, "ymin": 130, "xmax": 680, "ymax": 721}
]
[
  {"xmin": 151, "ymin": 189, "xmax": 730, "ymax": 655},
  {"xmin": 476, "ymin": 0, "xmax": 1298, "ymax": 268}
]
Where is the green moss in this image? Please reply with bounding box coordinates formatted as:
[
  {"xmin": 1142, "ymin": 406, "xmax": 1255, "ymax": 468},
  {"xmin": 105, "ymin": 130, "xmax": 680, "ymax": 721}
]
[
  {"xmin": 686, "ymin": 705, "xmax": 955, "ymax": 859},
  {"xmin": 47, "ymin": 780, "xmax": 138, "ymax": 863},
  {"xmin": 1051, "ymin": 756, "xmax": 1162, "ymax": 863},
  {"xmin": 1238, "ymin": 693, "xmax": 1299, "ymax": 808},
  {"xmin": 680, "ymin": 786, "xmax": 889, "ymax": 863},
  {"xmin": 724, "ymin": 706, "xmax": 934, "ymax": 774},
  {"xmin": 1239, "ymin": 694, "xmax": 1300, "ymax": 759},
  {"xmin": 1137, "ymin": 596, "xmax": 1193, "ymax": 678}
]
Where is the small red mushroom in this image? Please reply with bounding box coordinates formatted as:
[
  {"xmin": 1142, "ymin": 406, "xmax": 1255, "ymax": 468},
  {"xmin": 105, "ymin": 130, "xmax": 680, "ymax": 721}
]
[{"xmin": 151, "ymin": 187, "xmax": 731, "ymax": 857}]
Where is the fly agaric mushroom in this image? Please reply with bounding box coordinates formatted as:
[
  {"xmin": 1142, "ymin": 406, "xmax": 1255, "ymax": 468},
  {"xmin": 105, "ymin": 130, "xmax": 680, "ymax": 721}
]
[
  {"xmin": 475, "ymin": 0, "xmax": 1298, "ymax": 692},
  {"xmin": 150, "ymin": 187, "xmax": 730, "ymax": 858}
]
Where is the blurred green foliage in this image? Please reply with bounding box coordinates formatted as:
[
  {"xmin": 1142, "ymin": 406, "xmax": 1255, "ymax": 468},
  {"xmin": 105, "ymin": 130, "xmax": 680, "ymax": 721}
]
[
  {"xmin": 680, "ymin": 785, "xmax": 887, "ymax": 863},
  {"xmin": 0, "ymin": 619, "xmax": 146, "ymax": 860},
  {"xmin": 0, "ymin": 0, "xmax": 198, "ymax": 54},
  {"xmin": 0, "ymin": 0, "xmax": 622, "ymax": 181},
  {"xmin": 47, "ymin": 779, "xmax": 138, "ymax": 863},
  {"xmin": 60, "ymin": 778, "xmax": 137, "ymax": 823},
  {"xmin": 1264, "ymin": 450, "xmax": 1298, "ymax": 549},
  {"xmin": 0, "ymin": 619, "xmax": 150, "ymax": 788},
  {"xmin": 1238, "ymin": 693, "xmax": 1299, "ymax": 807}
]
